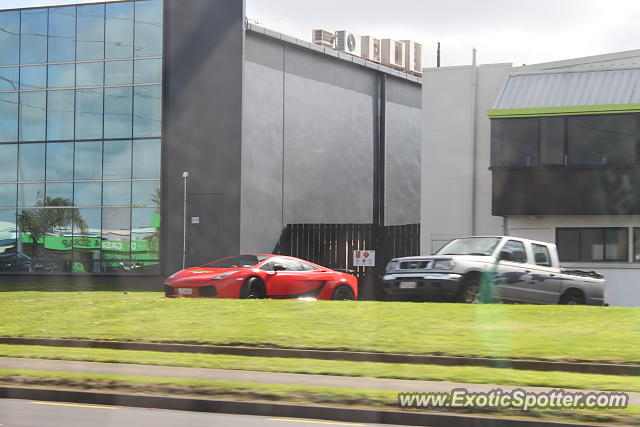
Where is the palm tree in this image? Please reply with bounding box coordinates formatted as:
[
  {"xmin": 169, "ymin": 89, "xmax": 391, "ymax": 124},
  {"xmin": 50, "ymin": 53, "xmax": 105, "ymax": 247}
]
[{"xmin": 17, "ymin": 197, "xmax": 87, "ymax": 258}]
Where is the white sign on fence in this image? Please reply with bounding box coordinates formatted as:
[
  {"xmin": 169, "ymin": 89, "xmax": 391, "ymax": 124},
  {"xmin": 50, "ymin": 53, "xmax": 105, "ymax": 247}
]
[{"xmin": 353, "ymin": 250, "xmax": 375, "ymax": 267}]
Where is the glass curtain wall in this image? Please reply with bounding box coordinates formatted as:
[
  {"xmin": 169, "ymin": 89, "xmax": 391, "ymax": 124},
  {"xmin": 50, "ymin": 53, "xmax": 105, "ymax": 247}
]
[{"xmin": 0, "ymin": 0, "xmax": 163, "ymax": 275}]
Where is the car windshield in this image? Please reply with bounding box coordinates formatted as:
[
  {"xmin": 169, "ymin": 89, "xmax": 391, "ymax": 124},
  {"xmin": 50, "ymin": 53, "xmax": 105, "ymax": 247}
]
[
  {"xmin": 437, "ymin": 237, "xmax": 501, "ymax": 256},
  {"xmin": 201, "ymin": 255, "xmax": 270, "ymax": 268}
]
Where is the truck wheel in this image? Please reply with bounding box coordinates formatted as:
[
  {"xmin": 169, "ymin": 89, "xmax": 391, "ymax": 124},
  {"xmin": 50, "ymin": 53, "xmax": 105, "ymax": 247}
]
[
  {"xmin": 457, "ymin": 281, "xmax": 480, "ymax": 304},
  {"xmin": 240, "ymin": 277, "xmax": 266, "ymax": 299},
  {"xmin": 560, "ymin": 290, "xmax": 585, "ymax": 305}
]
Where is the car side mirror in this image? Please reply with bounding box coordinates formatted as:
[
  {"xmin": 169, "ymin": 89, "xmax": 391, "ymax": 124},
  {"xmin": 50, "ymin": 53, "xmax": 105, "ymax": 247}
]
[
  {"xmin": 272, "ymin": 264, "xmax": 286, "ymax": 273},
  {"xmin": 498, "ymin": 251, "xmax": 511, "ymax": 262}
]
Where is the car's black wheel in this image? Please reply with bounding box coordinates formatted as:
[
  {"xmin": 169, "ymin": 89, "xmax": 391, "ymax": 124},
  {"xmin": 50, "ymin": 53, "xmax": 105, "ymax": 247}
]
[
  {"xmin": 560, "ymin": 290, "xmax": 585, "ymax": 305},
  {"xmin": 240, "ymin": 276, "xmax": 266, "ymax": 299},
  {"xmin": 456, "ymin": 281, "xmax": 480, "ymax": 303},
  {"xmin": 331, "ymin": 284, "xmax": 355, "ymax": 301}
]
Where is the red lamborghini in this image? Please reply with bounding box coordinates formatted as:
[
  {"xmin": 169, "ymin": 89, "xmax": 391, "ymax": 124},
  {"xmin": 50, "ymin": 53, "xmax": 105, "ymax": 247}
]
[{"xmin": 164, "ymin": 254, "xmax": 358, "ymax": 300}]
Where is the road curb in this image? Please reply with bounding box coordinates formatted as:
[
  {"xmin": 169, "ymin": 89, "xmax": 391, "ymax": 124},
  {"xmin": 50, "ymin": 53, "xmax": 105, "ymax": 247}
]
[
  {"xmin": 0, "ymin": 386, "xmax": 602, "ymax": 427},
  {"xmin": 1, "ymin": 337, "xmax": 638, "ymax": 376}
]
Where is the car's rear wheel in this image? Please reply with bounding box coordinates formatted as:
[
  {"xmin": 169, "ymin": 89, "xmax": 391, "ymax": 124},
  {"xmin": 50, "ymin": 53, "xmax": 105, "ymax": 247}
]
[
  {"xmin": 560, "ymin": 290, "xmax": 585, "ymax": 305},
  {"xmin": 331, "ymin": 284, "xmax": 355, "ymax": 301},
  {"xmin": 240, "ymin": 277, "xmax": 266, "ymax": 299}
]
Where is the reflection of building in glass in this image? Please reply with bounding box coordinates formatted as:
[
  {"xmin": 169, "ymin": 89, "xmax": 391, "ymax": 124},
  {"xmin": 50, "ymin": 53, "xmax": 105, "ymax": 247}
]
[{"xmin": 0, "ymin": 0, "xmax": 162, "ymax": 275}]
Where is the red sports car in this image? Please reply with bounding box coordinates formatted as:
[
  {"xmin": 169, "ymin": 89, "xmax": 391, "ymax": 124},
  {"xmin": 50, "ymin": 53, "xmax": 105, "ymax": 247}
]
[{"xmin": 164, "ymin": 254, "xmax": 358, "ymax": 300}]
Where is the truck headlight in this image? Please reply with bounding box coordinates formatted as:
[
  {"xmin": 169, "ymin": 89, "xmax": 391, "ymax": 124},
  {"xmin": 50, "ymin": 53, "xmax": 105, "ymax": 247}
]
[
  {"xmin": 434, "ymin": 260, "xmax": 455, "ymax": 270},
  {"xmin": 386, "ymin": 261, "xmax": 398, "ymax": 272}
]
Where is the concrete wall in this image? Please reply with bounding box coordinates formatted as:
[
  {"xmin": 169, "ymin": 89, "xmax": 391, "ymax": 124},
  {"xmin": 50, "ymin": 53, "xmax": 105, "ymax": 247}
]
[
  {"xmin": 508, "ymin": 215, "xmax": 640, "ymax": 307},
  {"xmin": 420, "ymin": 63, "xmax": 511, "ymax": 254},
  {"xmin": 162, "ymin": 0, "xmax": 245, "ymax": 273},
  {"xmin": 241, "ymin": 33, "xmax": 421, "ymax": 253}
]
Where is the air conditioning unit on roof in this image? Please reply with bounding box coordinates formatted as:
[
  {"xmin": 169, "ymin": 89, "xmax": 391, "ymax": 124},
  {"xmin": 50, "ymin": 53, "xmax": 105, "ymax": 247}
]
[
  {"xmin": 334, "ymin": 30, "xmax": 361, "ymax": 56},
  {"xmin": 401, "ymin": 40, "xmax": 422, "ymax": 75},
  {"xmin": 361, "ymin": 36, "xmax": 381, "ymax": 63},
  {"xmin": 312, "ymin": 29, "xmax": 334, "ymax": 49},
  {"xmin": 381, "ymin": 39, "xmax": 405, "ymax": 70}
]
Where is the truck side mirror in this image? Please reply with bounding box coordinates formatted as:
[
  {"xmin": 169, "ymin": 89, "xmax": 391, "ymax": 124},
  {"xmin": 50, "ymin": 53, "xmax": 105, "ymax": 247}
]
[{"xmin": 498, "ymin": 251, "xmax": 511, "ymax": 262}]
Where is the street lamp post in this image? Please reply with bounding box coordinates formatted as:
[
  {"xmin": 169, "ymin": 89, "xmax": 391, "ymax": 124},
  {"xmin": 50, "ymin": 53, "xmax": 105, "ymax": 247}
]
[{"xmin": 182, "ymin": 171, "xmax": 189, "ymax": 270}]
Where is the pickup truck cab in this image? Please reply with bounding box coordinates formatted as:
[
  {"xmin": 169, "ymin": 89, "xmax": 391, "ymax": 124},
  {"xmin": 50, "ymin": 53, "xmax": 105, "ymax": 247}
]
[{"xmin": 382, "ymin": 236, "xmax": 604, "ymax": 305}]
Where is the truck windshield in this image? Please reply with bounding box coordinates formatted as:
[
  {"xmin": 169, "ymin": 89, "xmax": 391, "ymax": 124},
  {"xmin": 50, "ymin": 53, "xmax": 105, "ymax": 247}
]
[{"xmin": 437, "ymin": 237, "xmax": 501, "ymax": 256}]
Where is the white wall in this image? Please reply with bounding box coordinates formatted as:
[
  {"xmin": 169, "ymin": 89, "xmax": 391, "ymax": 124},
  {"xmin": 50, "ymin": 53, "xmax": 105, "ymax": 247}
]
[
  {"xmin": 421, "ymin": 63, "xmax": 511, "ymax": 254},
  {"xmin": 508, "ymin": 215, "xmax": 640, "ymax": 306}
]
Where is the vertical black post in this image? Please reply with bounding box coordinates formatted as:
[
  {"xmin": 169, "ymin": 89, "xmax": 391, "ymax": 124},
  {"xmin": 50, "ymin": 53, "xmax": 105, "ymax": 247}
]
[{"xmin": 369, "ymin": 73, "xmax": 386, "ymax": 300}]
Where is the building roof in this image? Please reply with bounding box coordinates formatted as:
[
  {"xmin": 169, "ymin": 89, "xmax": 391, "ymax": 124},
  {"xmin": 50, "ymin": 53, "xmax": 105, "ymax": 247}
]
[
  {"xmin": 489, "ymin": 65, "xmax": 640, "ymax": 118},
  {"xmin": 246, "ymin": 23, "xmax": 422, "ymax": 85}
]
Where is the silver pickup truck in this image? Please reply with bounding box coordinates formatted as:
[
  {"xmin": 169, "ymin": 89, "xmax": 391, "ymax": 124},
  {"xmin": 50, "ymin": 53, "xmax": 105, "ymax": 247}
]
[{"xmin": 381, "ymin": 236, "xmax": 604, "ymax": 305}]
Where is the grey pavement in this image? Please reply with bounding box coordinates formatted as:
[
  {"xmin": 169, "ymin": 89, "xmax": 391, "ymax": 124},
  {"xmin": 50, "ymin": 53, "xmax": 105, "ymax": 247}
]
[
  {"xmin": 1, "ymin": 357, "xmax": 638, "ymax": 405},
  {"xmin": 0, "ymin": 398, "xmax": 409, "ymax": 427}
]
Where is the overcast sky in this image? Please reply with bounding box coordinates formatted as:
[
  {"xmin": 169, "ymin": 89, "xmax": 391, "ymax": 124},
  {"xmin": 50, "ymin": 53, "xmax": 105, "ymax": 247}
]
[{"xmin": 3, "ymin": 0, "xmax": 640, "ymax": 67}]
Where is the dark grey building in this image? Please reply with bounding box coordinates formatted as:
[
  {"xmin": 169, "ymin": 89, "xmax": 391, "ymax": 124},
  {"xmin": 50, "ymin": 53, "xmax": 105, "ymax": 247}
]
[{"xmin": 0, "ymin": 0, "xmax": 421, "ymax": 284}]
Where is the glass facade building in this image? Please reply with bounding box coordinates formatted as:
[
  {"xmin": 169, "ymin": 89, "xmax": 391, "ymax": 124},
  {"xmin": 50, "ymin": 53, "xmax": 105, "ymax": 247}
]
[{"xmin": 0, "ymin": 0, "xmax": 163, "ymax": 274}]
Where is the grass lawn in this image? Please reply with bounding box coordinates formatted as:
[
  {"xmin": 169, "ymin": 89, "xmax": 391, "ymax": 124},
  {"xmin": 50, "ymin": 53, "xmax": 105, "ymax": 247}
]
[
  {"xmin": 1, "ymin": 344, "xmax": 640, "ymax": 393},
  {"xmin": 0, "ymin": 369, "xmax": 637, "ymax": 425},
  {"xmin": 0, "ymin": 292, "xmax": 639, "ymax": 363}
]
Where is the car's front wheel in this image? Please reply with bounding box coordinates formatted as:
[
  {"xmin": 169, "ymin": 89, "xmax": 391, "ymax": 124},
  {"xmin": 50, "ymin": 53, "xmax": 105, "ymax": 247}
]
[
  {"xmin": 240, "ymin": 277, "xmax": 266, "ymax": 299},
  {"xmin": 331, "ymin": 284, "xmax": 355, "ymax": 300}
]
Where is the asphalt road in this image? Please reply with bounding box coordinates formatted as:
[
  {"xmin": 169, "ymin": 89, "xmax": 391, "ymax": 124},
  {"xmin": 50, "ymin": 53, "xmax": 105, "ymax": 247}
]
[{"xmin": 0, "ymin": 399, "xmax": 412, "ymax": 427}]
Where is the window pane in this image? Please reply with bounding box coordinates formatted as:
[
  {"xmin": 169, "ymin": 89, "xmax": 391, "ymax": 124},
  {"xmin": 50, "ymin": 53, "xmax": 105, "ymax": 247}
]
[
  {"xmin": 133, "ymin": 85, "xmax": 162, "ymax": 137},
  {"xmin": 0, "ymin": 93, "xmax": 19, "ymax": 142},
  {"xmin": 18, "ymin": 183, "xmax": 44, "ymax": 206},
  {"xmin": 131, "ymin": 207, "xmax": 160, "ymax": 260},
  {"xmin": 48, "ymin": 6, "xmax": 76, "ymax": 63},
  {"xmin": 0, "ymin": 11, "xmax": 20, "ymax": 66},
  {"xmin": 20, "ymin": 65, "xmax": 46, "ymax": 90},
  {"xmin": 498, "ymin": 119, "xmax": 539, "ymax": 166},
  {"xmin": 74, "ymin": 141, "xmax": 102, "ymax": 180},
  {"xmin": 134, "ymin": 58, "xmax": 162, "ymax": 84},
  {"xmin": 105, "ymin": 2, "xmax": 134, "ymax": 59},
  {"xmin": 134, "ymin": 0, "xmax": 163, "ymax": 58},
  {"xmin": 46, "ymin": 142, "xmax": 74, "ymax": 180},
  {"xmin": 568, "ymin": 115, "xmax": 637, "ymax": 165},
  {"xmin": 75, "ymin": 88, "xmax": 103, "ymax": 140},
  {"xmin": 132, "ymin": 180, "xmax": 159, "ymax": 206},
  {"xmin": 605, "ymin": 229, "xmax": 628, "ymax": 261},
  {"xmin": 105, "ymin": 60, "xmax": 133, "ymax": 85},
  {"xmin": 74, "ymin": 182, "xmax": 101, "ymax": 206},
  {"xmin": 0, "ymin": 67, "xmax": 19, "ymax": 90},
  {"xmin": 540, "ymin": 117, "xmax": 565, "ymax": 165},
  {"xmin": 103, "ymin": 140, "xmax": 132, "ymax": 179},
  {"xmin": 73, "ymin": 207, "xmax": 101, "ymax": 272},
  {"xmin": 557, "ymin": 229, "xmax": 579, "ymax": 261},
  {"xmin": 634, "ymin": 228, "xmax": 640, "ymax": 262},
  {"xmin": 0, "ymin": 209, "xmax": 18, "ymax": 271},
  {"xmin": 132, "ymin": 139, "xmax": 160, "ymax": 178},
  {"xmin": 17, "ymin": 207, "xmax": 44, "ymax": 263},
  {"xmin": 103, "ymin": 182, "xmax": 131, "ymax": 206},
  {"xmin": 18, "ymin": 143, "xmax": 45, "ymax": 181},
  {"xmin": 76, "ymin": 62, "xmax": 104, "ymax": 87},
  {"xmin": 48, "ymin": 64, "xmax": 75, "ymax": 88},
  {"xmin": 43, "ymin": 207, "xmax": 75, "ymax": 267},
  {"xmin": 104, "ymin": 87, "xmax": 133, "ymax": 138},
  {"xmin": 20, "ymin": 8, "xmax": 48, "ymax": 64},
  {"xmin": 0, "ymin": 144, "xmax": 18, "ymax": 181},
  {"xmin": 101, "ymin": 207, "xmax": 131, "ymax": 264},
  {"xmin": 19, "ymin": 91, "xmax": 46, "ymax": 141},
  {"xmin": 45, "ymin": 182, "xmax": 73, "ymax": 203},
  {"xmin": 76, "ymin": 4, "xmax": 105, "ymax": 61},
  {"xmin": 0, "ymin": 184, "xmax": 17, "ymax": 207},
  {"xmin": 580, "ymin": 229, "xmax": 604, "ymax": 261},
  {"xmin": 47, "ymin": 90, "xmax": 75, "ymax": 141}
]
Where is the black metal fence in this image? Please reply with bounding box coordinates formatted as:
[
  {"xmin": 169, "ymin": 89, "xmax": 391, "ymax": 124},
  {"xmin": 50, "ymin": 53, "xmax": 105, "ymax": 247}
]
[{"xmin": 273, "ymin": 223, "xmax": 420, "ymax": 299}]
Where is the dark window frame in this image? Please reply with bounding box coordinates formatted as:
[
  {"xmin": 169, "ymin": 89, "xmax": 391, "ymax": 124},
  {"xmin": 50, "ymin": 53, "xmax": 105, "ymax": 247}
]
[{"xmin": 556, "ymin": 227, "xmax": 629, "ymax": 262}]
